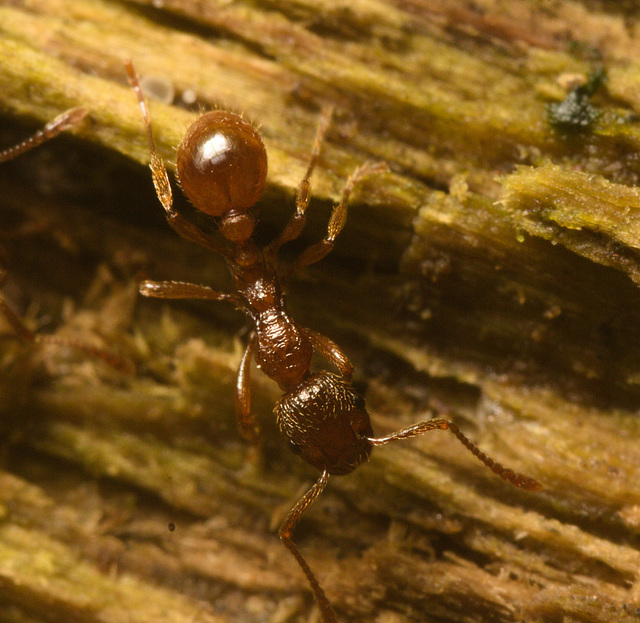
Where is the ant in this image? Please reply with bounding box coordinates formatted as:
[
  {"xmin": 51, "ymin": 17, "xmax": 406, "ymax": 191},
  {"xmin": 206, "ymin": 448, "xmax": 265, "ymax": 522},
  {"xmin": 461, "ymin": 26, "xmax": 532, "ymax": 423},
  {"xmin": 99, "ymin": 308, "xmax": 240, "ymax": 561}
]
[
  {"xmin": 0, "ymin": 108, "xmax": 131, "ymax": 373},
  {"xmin": 126, "ymin": 61, "xmax": 542, "ymax": 623}
]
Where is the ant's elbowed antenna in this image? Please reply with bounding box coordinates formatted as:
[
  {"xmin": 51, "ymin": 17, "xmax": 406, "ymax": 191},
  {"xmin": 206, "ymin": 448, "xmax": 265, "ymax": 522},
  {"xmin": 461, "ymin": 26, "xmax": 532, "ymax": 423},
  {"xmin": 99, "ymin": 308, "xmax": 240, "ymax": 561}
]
[{"xmin": 126, "ymin": 61, "xmax": 541, "ymax": 623}]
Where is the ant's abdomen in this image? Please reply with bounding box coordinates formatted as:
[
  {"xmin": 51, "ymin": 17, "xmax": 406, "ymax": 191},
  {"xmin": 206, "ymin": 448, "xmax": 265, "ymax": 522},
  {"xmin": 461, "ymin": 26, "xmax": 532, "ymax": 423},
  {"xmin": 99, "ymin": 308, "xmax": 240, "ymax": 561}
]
[{"xmin": 274, "ymin": 372, "xmax": 373, "ymax": 475}]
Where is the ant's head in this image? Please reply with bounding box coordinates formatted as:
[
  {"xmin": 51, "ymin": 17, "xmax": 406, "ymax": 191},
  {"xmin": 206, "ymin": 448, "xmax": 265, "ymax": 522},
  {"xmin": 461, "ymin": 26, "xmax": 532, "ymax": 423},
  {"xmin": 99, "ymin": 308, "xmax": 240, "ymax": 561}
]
[{"xmin": 177, "ymin": 110, "xmax": 268, "ymax": 242}]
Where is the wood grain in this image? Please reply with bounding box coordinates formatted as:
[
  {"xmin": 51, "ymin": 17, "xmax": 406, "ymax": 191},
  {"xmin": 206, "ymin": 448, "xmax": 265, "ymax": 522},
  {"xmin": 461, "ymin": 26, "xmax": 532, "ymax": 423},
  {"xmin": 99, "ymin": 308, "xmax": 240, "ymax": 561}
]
[{"xmin": 2, "ymin": 1, "xmax": 640, "ymax": 622}]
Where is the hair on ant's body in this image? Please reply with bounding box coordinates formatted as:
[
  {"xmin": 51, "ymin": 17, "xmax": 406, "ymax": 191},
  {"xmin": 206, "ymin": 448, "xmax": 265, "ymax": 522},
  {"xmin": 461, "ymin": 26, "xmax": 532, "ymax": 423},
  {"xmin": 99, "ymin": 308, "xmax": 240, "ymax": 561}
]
[{"xmin": 126, "ymin": 61, "xmax": 541, "ymax": 623}]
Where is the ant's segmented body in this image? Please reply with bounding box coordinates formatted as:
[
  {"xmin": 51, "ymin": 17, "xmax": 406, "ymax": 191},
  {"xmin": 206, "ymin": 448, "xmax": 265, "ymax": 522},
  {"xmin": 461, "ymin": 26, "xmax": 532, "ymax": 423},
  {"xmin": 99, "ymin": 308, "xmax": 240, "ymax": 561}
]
[{"xmin": 126, "ymin": 62, "xmax": 541, "ymax": 623}]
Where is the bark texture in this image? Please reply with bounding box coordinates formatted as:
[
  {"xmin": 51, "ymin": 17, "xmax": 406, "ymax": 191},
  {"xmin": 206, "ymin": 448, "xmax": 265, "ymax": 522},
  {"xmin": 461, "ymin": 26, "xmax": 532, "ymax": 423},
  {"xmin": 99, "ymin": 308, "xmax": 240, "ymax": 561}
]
[{"xmin": 2, "ymin": 1, "xmax": 640, "ymax": 622}]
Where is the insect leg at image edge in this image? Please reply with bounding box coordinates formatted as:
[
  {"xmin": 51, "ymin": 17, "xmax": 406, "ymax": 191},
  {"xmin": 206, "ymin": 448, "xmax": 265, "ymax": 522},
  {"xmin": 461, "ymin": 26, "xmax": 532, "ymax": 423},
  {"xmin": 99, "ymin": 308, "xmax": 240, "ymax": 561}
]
[{"xmin": 0, "ymin": 108, "xmax": 132, "ymax": 373}]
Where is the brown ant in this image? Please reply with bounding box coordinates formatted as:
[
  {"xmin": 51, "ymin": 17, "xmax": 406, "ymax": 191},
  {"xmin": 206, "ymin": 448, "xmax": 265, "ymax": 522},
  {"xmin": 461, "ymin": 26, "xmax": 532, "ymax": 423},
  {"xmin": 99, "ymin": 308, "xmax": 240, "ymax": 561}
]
[
  {"xmin": 0, "ymin": 108, "xmax": 131, "ymax": 373},
  {"xmin": 126, "ymin": 61, "xmax": 541, "ymax": 623}
]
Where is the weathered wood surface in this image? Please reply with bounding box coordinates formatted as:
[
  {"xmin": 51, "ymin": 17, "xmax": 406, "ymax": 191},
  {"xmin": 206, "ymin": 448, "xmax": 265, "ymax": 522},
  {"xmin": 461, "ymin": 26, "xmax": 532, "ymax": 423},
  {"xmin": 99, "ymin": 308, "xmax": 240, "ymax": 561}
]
[{"xmin": 2, "ymin": 1, "xmax": 640, "ymax": 622}]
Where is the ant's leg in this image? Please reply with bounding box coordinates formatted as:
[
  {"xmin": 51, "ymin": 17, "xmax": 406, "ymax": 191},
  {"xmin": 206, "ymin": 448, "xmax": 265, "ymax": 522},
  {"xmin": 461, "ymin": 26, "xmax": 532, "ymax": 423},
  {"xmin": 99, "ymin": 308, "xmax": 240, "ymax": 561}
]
[
  {"xmin": 279, "ymin": 469, "xmax": 337, "ymax": 623},
  {"xmin": 0, "ymin": 291, "xmax": 36, "ymax": 343},
  {"xmin": 288, "ymin": 161, "xmax": 388, "ymax": 277},
  {"xmin": 369, "ymin": 419, "xmax": 542, "ymax": 491},
  {"xmin": 306, "ymin": 329, "xmax": 354, "ymax": 381},
  {"xmin": 0, "ymin": 107, "xmax": 129, "ymax": 372},
  {"xmin": 0, "ymin": 283, "xmax": 131, "ymax": 373},
  {"xmin": 0, "ymin": 267, "xmax": 31, "ymax": 341},
  {"xmin": 267, "ymin": 106, "xmax": 334, "ymax": 258},
  {"xmin": 140, "ymin": 280, "xmax": 240, "ymax": 304},
  {"xmin": 140, "ymin": 280, "xmax": 260, "ymax": 446},
  {"xmin": 125, "ymin": 62, "xmax": 230, "ymax": 259},
  {"xmin": 141, "ymin": 281, "xmax": 261, "ymax": 447},
  {"xmin": 235, "ymin": 334, "xmax": 260, "ymax": 447},
  {"xmin": 0, "ymin": 108, "xmax": 87, "ymax": 163}
]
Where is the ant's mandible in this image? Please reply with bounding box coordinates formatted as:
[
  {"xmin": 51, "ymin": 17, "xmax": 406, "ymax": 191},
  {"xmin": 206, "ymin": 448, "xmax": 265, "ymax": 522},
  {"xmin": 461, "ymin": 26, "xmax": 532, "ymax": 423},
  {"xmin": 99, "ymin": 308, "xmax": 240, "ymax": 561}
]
[{"xmin": 126, "ymin": 62, "xmax": 541, "ymax": 623}]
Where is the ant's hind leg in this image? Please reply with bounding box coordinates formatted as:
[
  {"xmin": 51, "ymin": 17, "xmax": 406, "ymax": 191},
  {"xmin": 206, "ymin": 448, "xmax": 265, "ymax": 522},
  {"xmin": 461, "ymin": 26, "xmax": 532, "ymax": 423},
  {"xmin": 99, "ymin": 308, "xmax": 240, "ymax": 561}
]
[
  {"xmin": 306, "ymin": 329, "xmax": 354, "ymax": 381},
  {"xmin": 369, "ymin": 419, "xmax": 542, "ymax": 491},
  {"xmin": 279, "ymin": 469, "xmax": 337, "ymax": 623}
]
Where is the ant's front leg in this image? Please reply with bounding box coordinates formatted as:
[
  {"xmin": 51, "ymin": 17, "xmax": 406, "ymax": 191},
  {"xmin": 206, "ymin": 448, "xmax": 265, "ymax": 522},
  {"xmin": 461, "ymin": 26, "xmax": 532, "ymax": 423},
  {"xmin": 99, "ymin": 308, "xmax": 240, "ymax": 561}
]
[
  {"xmin": 289, "ymin": 160, "xmax": 388, "ymax": 276},
  {"xmin": 266, "ymin": 106, "xmax": 334, "ymax": 259}
]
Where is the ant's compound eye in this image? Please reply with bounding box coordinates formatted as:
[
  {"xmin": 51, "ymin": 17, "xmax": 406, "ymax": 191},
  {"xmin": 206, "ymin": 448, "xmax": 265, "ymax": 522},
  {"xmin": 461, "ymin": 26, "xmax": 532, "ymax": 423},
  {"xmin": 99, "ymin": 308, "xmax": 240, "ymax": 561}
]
[{"xmin": 177, "ymin": 110, "xmax": 267, "ymax": 217}]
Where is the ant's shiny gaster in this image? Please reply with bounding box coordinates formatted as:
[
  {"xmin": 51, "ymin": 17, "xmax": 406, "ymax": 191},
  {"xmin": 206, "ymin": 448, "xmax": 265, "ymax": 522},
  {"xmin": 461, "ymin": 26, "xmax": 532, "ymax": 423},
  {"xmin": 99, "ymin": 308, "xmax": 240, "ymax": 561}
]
[{"xmin": 126, "ymin": 62, "xmax": 542, "ymax": 623}]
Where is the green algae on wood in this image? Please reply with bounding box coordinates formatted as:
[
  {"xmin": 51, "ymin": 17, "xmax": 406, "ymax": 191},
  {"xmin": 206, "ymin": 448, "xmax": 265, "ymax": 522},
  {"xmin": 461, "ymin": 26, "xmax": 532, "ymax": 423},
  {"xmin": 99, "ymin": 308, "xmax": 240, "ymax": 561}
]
[{"xmin": 502, "ymin": 162, "xmax": 640, "ymax": 285}]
